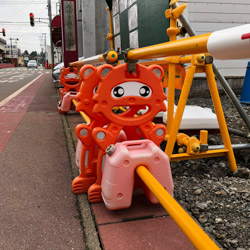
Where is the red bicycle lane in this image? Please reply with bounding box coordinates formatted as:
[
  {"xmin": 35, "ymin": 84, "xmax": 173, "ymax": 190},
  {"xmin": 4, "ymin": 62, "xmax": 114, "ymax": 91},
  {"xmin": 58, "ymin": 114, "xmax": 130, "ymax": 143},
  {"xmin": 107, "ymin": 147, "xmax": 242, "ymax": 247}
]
[{"xmin": 0, "ymin": 73, "xmax": 47, "ymax": 154}]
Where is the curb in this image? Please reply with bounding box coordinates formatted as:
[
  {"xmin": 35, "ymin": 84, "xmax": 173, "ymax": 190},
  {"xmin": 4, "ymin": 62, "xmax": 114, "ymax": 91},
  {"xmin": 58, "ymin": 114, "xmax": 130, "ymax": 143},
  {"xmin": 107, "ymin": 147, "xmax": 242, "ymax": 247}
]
[{"xmin": 61, "ymin": 114, "xmax": 102, "ymax": 250}]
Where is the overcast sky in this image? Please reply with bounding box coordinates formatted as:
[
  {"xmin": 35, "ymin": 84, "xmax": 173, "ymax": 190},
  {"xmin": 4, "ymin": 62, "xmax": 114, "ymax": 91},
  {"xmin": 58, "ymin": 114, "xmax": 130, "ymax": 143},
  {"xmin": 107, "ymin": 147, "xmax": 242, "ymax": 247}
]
[{"xmin": 0, "ymin": 0, "xmax": 58, "ymax": 53}]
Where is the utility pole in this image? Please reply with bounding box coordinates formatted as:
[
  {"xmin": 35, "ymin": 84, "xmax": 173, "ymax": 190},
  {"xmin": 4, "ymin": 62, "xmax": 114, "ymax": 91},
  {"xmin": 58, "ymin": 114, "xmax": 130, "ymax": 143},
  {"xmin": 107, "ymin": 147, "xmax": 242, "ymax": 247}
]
[
  {"xmin": 48, "ymin": 0, "xmax": 54, "ymax": 69},
  {"xmin": 10, "ymin": 38, "xmax": 12, "ymax": 61},
  {"xmin": 43, "ymin": 33, "xmax": 47, "ymax": 64}
]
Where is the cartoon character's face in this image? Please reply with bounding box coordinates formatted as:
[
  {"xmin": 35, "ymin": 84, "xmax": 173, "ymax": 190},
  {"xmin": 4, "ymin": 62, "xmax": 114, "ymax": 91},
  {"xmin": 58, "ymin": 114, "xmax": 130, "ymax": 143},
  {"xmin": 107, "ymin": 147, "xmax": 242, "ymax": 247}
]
[
  {"xmin": 59, "ymin": 67, "xmax": 80, "ymax": 87},
  {"xmin": 76, "ymin": 65, "xmax": 106, "ymax": 122},
  {"xmin": 93, "ymin": 63, "xmax": 166, "ymax": 126}
]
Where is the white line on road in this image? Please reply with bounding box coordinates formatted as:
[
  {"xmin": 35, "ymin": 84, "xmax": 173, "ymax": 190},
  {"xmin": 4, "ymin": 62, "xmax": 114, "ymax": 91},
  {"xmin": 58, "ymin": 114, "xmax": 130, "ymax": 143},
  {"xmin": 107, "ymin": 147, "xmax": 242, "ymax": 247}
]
[{"xmin": 0, "ymin": 73, "xmax": 43, "ymax": 108}]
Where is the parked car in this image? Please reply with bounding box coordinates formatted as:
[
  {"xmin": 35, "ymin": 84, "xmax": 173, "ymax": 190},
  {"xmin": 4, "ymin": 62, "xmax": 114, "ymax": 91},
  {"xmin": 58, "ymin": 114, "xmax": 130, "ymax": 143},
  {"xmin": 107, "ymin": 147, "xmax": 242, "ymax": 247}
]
[
  {"xmin": 52, "ymin": 62, "xmax": 64, "ymax": 81},
  {"xmin": 27, "ymin": 60, "xmax": 38, "ymax": 68},
  {"xmin": 52, "ymin": 57, "xmax": 84, "ymax": 82}
]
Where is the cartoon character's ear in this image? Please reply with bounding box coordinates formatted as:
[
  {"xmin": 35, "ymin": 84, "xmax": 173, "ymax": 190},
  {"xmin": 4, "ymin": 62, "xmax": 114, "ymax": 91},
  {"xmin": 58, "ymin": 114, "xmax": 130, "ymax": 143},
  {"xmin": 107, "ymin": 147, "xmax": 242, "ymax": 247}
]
[
  {"xmin": 80, "ymin": 65, "xmax": 96, "ymax": 80},
  {"xmin": 149, "ymin": 65, "xmax": 164, "ymax": 80},
  {"xmin": 97, "ymin": 64, "xmax": 114, "ymax": 80},
  {"xmin": 60, "ymin": 67, "xmax": 65, "ymax": 73}
]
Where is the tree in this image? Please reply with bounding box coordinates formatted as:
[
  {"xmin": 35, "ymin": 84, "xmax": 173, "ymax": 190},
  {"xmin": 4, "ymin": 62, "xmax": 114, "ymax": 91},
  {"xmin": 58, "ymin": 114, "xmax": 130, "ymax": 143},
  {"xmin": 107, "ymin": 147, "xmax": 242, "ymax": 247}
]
[{"xmin": 29, "ymin": 51, "xmax": 38, "ymax": 60}]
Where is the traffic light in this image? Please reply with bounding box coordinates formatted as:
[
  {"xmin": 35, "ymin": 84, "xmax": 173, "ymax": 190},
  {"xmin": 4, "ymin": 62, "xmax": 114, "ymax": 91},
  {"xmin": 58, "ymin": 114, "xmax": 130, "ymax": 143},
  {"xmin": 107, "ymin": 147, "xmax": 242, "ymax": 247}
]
[
  {"xmin": 2, "ymin": 28, "xmax": 5, "ymax": 36},
  {"xmin": 30, "ymin": 13, "xmax": 35, "ymax": 27}
]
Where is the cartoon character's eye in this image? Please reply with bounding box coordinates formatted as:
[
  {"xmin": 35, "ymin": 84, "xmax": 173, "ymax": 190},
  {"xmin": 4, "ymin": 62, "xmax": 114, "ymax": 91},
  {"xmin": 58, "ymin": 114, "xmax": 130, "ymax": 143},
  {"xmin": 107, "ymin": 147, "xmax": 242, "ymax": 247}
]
[
  {"xmin": 93, "ymin": 85, "xmax": 98, "ymax": 94},
  {"xmin": 139, "ymin": 86, "xmax": 150, "ymax": 97},
  {"xmin": 111, "ymin": 82, "xmax": 152, "ymax": 99},
  {"xmin": 113, "ymin": 86, "xmax": 124, "ymax": 97}
]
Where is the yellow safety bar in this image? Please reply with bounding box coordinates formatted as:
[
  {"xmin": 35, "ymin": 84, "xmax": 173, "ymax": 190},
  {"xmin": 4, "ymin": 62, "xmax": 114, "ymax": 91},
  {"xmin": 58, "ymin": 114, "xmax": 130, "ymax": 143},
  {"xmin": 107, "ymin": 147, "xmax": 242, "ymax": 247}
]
[
  {"xmin": 136, "ymin": 165, "xmax": 219, "ymax": 250},
  {"xmin": 72, "ymin": 99, "xmax": 91, "ymax": 124},
  {"xmin": 127, "ymin": 33, "xmax": 210, "ymax": 60},
  {"xmin": 107, "ymin": 7, "xmax": 114, "ymax": 49},
  {"xmin": 69, "ymin": 33, "xmax": 210, "ymax": 67},
  {"xmin": 72, "ymin": 99, "xmax": 128, "ymax": 124}
]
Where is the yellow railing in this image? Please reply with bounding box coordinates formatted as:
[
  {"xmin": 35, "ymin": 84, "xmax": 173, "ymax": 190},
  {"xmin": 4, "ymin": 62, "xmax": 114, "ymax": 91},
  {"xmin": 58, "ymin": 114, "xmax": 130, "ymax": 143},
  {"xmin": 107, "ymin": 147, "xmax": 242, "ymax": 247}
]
[
  {"xmin": 136, "ymin": 165, "xmax": 219, "ymax": 250},
  {"xmin": 72, "ymin": 99, "xmax": 91, "ymax": 124}
]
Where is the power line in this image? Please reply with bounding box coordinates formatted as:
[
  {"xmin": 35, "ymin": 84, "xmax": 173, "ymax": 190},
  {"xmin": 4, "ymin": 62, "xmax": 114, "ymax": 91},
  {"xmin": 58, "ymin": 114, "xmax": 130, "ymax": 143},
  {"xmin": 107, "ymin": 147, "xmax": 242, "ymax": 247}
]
[
  {"xmin": 0, "ymin": 0, "xmax": 58, "ymax": 3},
  {"xmin": 0, "ymin": 21, "xmax": 48, "ymax": 26}
]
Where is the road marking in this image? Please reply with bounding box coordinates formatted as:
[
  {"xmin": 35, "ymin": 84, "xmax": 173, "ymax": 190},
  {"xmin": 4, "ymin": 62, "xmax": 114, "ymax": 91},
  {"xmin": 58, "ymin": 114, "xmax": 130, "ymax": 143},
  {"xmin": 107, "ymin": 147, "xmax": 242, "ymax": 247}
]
[
  {"xmin": 0, "ymin": 71, "xmax": 21, "ymax": 79},
  {"xmin": 0, "ymin": 73, "xmax": 43, "ymax": 107}
]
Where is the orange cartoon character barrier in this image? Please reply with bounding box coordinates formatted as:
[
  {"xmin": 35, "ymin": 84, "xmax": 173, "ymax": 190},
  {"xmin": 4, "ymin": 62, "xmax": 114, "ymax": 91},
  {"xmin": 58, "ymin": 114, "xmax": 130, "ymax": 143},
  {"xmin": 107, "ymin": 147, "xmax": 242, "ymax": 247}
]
[
  {"xmin": 87, "ymin": 63, "xmax": 167, "ymax": 202},
  {"xmin": 58, "ymin": 67, "xmax": 81, "ymax": 114},
  {"xmin": 72, "ymin": 65, "xmax": 108, "ymax": 194},
  {"xmin": 73, "ymin": 64, "xmax": 144, "ymax": 194}
]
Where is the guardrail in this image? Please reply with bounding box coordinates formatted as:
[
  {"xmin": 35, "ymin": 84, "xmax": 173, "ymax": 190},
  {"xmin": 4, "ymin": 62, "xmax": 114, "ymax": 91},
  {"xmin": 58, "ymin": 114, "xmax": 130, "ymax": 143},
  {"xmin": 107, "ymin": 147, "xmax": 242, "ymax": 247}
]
[{"xmin": 136, "ymin": 165, "xmax": 219, "ymax": 250}]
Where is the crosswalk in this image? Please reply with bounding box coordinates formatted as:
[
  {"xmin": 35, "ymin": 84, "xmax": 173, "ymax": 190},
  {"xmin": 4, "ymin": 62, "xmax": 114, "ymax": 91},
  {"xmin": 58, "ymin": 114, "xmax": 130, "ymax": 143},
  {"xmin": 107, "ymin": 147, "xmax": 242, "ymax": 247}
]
[{"xmin": 0, "ymin": 67, "xmax": 49, "ymax": 83}]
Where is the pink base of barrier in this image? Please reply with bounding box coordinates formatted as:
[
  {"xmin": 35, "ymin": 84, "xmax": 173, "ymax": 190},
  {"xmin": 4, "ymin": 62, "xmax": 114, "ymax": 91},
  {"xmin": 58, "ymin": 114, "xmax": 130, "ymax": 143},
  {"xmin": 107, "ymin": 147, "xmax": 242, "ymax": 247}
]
[
  {"xmin": 75, "ymin": 139, "xmax": 82, "ymax": 170},
  {"xmin": 101, "ymin": 139, "xmax": 174, "ymax": 210},
  {"xmin": 58, "ymin": 92, "xmax": 78, "ymax": 113},
  {"xmin": 75, "ymin": 130, "xmax": 127, "ymax": 170}
]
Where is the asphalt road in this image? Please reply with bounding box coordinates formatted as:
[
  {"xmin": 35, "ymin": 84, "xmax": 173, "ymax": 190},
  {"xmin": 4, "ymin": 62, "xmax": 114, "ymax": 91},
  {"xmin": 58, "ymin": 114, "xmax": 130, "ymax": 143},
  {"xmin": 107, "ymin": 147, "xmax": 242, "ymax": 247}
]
[{"xmin": 0, "ymin": 67, "xmax": 46, "ymax": 103}]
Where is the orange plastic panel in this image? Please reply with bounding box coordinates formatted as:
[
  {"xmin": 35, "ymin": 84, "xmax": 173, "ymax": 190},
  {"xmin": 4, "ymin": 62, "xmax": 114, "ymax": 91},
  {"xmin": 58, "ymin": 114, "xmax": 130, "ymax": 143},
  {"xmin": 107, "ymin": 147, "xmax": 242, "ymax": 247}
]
[
  {"xmin": 93, "ymin": 63, "xmax": 167, "ymax": 126},
  {"xmin": 59, "ymin": 67, "xmax": 81, "ymax": 91},
  {"xmin": 161, "ymin": 64, "xmax": 186, "ymax": 90},
  {"xmin": 76, "ymin": 65, "xmax": 107, "ymax": 123}
]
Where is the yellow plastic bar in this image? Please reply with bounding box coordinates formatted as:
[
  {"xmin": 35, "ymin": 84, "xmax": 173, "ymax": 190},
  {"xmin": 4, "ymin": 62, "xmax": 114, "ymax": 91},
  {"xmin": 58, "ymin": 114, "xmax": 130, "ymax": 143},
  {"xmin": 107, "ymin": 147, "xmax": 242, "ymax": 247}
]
[
  {"xmin": 69, "ymin": 34, "xmax": 210, "ymax": 68},
  {"xmin": 127, "ymin": 33, "xmax": 211, "ymax": 60},
  {"xmin": 170, "ymin": 149, "xmax": 228, "ymax": 161},
  {"xmin": 70, "ymin": 54, "xmax": 105, "ymax": 68},
  {"xmin": 205, "ymin": 64, "xmax": 237, "ymax": 171},
  {"xmin": 165, "ymin": 65, "xmax": 196, "ymax": 157},
  {"xmin": 166, "ymin": 63, "xmax": 176, "ymax": 134},
  {"xmin": 136, "ymin": 165, "xmax": 219, "ymax": 250},
  {"xmin": 72, "ymin": 99, "xmax": 91, "ymax": 124},
  {"xmin": 200, "ymin": 130, "xmax": 208, "ymax": 145},
  {"xmin": 107, "ymin": 7, "xmax": 114, "ymax": 49}
]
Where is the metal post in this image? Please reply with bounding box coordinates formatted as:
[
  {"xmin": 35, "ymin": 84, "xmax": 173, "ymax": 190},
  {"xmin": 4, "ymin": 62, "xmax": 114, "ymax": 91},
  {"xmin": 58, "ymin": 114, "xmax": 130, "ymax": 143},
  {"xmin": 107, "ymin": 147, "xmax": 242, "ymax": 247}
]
[
  {"xmin": 48, "ymin": 0, "xmax": 54, "ymax": 69},
  {"xmin": 172, "ymin": 2, "xmax": 250, "ymax": 131},
  {"xmin": 15, "ymin": 40, "xmax": 19, "ymax": 67},
  {"xmin": 42, "ymin": 33, "xmax": 47, "ymax": 65},
  {"xmin": 10, "ymin": 38, "xmax": 12, "ymax": 62}
]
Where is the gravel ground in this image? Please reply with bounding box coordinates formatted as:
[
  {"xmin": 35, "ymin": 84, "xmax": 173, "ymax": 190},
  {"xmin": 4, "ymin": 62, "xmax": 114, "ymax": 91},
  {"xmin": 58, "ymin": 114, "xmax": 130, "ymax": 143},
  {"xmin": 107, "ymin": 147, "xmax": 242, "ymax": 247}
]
[{"xmin": 168, "ymin": 93, "xmax": 250, "ymax": 249}]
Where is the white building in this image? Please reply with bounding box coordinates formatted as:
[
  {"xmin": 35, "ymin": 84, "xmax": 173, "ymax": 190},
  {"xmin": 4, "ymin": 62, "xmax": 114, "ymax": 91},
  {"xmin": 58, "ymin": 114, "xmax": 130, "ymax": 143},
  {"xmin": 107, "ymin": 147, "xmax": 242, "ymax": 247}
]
[
  {"xmin": 183, "ymin": 0, "xmax": 250, "ymax": 76},
  {"xmin": 73, "ymin": 0, "xmax": 250, "ymax": 79},
  {"xmin": 0, "ymin": 38, "xmax": 6, "ymax": 63},
  {"xmin": 4, "ymin": 44, "xmax": 19, "ymax": 59}
]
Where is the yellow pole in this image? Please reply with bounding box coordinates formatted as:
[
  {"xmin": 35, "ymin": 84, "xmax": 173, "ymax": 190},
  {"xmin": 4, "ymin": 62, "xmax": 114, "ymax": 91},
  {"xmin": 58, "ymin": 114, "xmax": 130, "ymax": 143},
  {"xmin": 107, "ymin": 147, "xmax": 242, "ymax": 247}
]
[
  {"xmin": 72, "ymin": 99, "xmax": 91, "ymax": 124},
  {"xmin": 70, "ymin": 54, "xmax": 105, "ymax": 68},
  {"xmin": 167, "ymin": 63, "xmax": 176, "ymax": 135},
  {"xmin": 107, "ymin": 7, "xmax": 114, "ymax": 49},
  {"xmin": 127, "ymin": 33, "xmax": 210, "ymax": 60},
  {"xmin": 136, "ymin": 165, "xmax": 219, "ymax": 250},
  {"xmin": 69, "ymin": 34, "xmax": 210, "ymax": 67},
  {"xmin": 200, "ymin": 130, "xmax": 208, "ymax": 144},
  {"xmin": 165, "ymin": 65, "xmax": 196, "ymax": 157},
  {"xmin": 205, "ymin": 65, "xmax": 237, "ymax": 171},
  {"xmin": 165, "ymin": 7, "xmax": 178, "ymax": 136}
]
